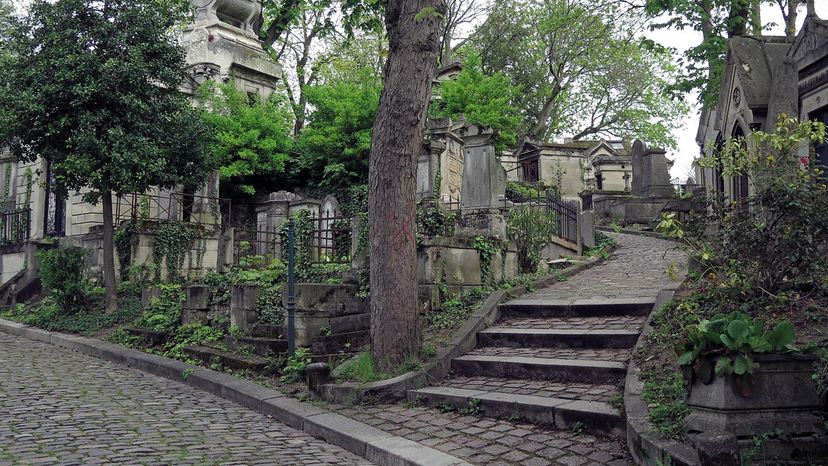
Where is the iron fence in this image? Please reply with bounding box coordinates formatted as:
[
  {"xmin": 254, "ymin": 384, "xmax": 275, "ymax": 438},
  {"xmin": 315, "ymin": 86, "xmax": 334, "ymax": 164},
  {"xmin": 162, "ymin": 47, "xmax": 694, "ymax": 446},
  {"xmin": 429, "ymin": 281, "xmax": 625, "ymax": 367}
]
[
  {"xmin": 233, "ymin": 227, "xmax": 282, "ymax": 266},
  {"xmin": 546, "ymin": 193, "xmax": 579, "ymax": 243},
  {"xmin": 311, "ymin": 211, "xmax": 351, "ymax": 264},
  {"xmin": 114, "ymin": 192, "xmax": 231, "ymax": 229},
  {"xmin": 1, "ymin": 208, "xmax": 31, "ymax": 244}
]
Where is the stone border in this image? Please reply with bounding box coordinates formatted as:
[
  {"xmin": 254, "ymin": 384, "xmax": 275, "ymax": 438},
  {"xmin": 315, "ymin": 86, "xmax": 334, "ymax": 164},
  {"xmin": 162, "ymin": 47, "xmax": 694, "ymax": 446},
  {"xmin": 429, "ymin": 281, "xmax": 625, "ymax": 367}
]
[
  {"xmin": 0, "ymin": 319, "xmax": 471, "ymax": 466},
  {"xmin": 596, "ymin": 225, "xmax": 674, "ymax": 241},
  {"xmin": 623, "ymin": 288, "xmax": 700, "ymax": 466},
  {"xmin": 318, "ymin": 253, "xmax": 611, "ymax": 403}
]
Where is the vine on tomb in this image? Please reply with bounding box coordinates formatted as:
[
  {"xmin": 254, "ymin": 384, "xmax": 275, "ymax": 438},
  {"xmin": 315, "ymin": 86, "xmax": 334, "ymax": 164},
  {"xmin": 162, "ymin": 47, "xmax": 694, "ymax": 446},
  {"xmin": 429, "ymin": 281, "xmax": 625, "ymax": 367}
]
[{"xmin": 153, "ymin": 221, "xmax": 198, "ymax": 282}]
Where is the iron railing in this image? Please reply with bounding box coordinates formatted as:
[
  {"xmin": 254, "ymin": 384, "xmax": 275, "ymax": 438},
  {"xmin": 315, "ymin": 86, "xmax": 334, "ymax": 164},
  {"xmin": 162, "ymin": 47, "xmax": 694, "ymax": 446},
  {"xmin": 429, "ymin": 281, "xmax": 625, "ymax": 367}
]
[
  {"xmin": 114, "ymin": 192, "xmax": 231, "ymax": 228},
  {"xmin": 1, "ymin": 208, "xmax": 31, "ymax": 244},
  {"xmin": 311, "ymin": 211, "xmax": 351, "ymax": 264}
]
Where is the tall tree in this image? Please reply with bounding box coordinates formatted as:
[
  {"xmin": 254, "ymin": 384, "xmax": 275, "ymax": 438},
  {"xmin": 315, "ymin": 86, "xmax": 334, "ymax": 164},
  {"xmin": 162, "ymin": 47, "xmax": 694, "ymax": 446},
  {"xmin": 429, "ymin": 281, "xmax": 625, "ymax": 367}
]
[
  {"xmin": 369, "ymin": 0, "xmax": 445, "ymax": 370},
  {"xmin": 771, "ymin": 0, "xmax": 805, "ymax": 37},
  {"xmin": 0, "ymin": 0, "xmax": 212, "ymax": 311},
  {"xmin": 438, "ymin": 0, "xmax": 486, "ymax": 67},
  {"xmin": 472, "ymin": 0, "xmax": 686, "ymax": 146}
]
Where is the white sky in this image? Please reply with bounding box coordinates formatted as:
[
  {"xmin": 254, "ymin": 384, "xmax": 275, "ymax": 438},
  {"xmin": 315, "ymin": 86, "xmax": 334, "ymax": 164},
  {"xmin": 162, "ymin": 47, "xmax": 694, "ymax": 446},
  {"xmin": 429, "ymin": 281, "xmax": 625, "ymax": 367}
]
[{"xmin": 644, "ymin": 3, "xmax": 828, "ymax": 181}]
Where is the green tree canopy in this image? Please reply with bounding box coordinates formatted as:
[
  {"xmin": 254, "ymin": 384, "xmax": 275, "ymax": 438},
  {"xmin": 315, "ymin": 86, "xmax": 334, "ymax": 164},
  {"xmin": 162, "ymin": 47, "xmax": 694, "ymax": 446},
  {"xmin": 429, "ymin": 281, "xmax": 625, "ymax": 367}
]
[
  {"xmin": 470, "ymin": 0, "xmax": 687, "ymax": 148},
  {"xmin": 198, "ymin": 81, "xmax": 294, "ymax": 198},
  {"xmin": 0, "ymin": 0, "xmax": 212, "ymax": 309},
  {"xmin": 294, "ymin": 67, "xmax": 381, "ymax": 192},
  {"xmin": 430, "ymin": 57, "xmax": 522, "ymax": 151}
]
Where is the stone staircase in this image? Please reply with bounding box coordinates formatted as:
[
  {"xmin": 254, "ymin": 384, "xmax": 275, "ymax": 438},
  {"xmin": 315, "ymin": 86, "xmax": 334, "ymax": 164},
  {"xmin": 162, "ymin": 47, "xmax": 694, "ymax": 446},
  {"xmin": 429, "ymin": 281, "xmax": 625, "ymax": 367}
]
[{"xmin": 407, "ymin": 297, "xmax": 655, "ymax": 436}]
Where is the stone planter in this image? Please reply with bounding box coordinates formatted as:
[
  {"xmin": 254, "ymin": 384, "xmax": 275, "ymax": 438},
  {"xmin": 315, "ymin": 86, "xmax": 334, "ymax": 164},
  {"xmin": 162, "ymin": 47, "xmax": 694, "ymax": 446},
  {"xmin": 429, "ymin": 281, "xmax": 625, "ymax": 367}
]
[{"xmin": 686, "ymin": 353, "xmax": 823, "ymax": 437}]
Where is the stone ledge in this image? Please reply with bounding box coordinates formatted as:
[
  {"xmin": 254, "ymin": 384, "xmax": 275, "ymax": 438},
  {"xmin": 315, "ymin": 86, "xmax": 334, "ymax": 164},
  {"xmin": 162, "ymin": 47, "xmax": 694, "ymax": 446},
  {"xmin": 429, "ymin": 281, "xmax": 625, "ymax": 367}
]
[
  {"xmin": 596, "ymin": 226, "xmax": 677, "ymax": 241},
  {"xmin": 0, "ymin": 319, "xmax": 469, "ymax": 466},
  {"xmin": 315, "ymin": 254, "xmax": 608, "ymax": 403},
  {"xmin": 623, "ymin": 289, "xmax": 701, "ymax": 466}
]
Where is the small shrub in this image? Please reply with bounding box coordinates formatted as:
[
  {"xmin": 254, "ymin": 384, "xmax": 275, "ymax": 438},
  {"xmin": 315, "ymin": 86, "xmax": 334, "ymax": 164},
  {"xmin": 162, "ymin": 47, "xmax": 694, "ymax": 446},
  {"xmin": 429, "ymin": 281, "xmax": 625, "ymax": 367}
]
[
  {"xmin": 134, "ymin": 283, "xmax": 184, "ymax": 332},
  {"xmin": 507, "ymin": 206, "xmax": 556, "ymax": 273},
  {"xmin": 281, "ymin": 347, "xmax": 312, "ymax": 383},
  {"xmin": 337, "ymin": 351, "xmax": 390, "ymax": 383},
  {"xmin": 417, "ymin": 199, "xmax": 456, "ymax": 238},
  {"xmin": 37, "ymin": 247, "xmax": 100, "ymax": 313}
]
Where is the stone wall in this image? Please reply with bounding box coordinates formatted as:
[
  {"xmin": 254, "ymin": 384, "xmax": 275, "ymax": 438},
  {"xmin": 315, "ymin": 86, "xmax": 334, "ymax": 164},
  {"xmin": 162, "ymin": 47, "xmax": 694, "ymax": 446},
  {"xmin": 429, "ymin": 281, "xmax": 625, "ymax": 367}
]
[{"xmin": 417, "ymin": 236, "xmax": 518, "ymax": 310}]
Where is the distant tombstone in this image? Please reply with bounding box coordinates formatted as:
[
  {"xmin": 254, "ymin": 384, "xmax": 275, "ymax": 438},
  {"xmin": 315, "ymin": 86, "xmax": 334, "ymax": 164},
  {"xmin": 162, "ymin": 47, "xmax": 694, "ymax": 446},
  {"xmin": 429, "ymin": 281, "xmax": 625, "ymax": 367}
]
[
  {"xmin": 631, "ymin": 139, "xmax": 673, "ymax": 199},
  {"xmin": 460, "ymin": 125, "xmax": 506, "ymax": 210}
]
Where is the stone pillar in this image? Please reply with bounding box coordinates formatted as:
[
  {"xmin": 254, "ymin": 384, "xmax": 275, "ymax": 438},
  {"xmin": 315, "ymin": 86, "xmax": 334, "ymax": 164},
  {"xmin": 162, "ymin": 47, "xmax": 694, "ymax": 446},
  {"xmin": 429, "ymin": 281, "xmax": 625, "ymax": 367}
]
[
  {"xmin": 182, "ymin": 285, "xmax": 209, "ymax": 324},
  {"xmin": 230, "ymin": 284, "xmax": 259, "ymax": 330}
]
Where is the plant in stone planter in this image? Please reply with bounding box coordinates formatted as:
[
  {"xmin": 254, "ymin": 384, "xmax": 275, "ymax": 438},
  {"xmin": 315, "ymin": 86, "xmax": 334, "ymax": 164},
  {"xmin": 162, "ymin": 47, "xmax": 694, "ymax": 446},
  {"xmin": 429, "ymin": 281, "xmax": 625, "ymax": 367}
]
[{"xmin": 677, "ymin": 312, "xmax": 796, "ymax": 396}]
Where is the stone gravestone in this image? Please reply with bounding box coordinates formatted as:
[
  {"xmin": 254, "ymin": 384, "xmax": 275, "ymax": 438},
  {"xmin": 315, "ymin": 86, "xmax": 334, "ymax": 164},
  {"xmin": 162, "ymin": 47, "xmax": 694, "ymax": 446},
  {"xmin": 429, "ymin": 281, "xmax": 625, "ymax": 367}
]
[
  {"xmin": 630, "ymin": 139, "xmax": 674, "ymax": 199},
  {"xmin": 417, "ymin": 117, "xmax": 465, "ymax": 204},
  {"xmin": 458, "ymin": 124, "xmax": 507, "ymax": 238},
  {"xmin": 460, "ymin": 125, "xmax": 506, "ymax": 210}
]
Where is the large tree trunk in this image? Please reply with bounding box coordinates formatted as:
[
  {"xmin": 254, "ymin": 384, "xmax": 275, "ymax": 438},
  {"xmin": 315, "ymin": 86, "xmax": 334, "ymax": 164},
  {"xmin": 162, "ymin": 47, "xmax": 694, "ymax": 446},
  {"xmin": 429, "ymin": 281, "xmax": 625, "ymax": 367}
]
[
  {"xmin": 101, "ymin": 190, "xmax": 117, "ymax": 313},
  {"xmin": 368, "ymin": 0, "xmax": 444, "ymax": 371}
]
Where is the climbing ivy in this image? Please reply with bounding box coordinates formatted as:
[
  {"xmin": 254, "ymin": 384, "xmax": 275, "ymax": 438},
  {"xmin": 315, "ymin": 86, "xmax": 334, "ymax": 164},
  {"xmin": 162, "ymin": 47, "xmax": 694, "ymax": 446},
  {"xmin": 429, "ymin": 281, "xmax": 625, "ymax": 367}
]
[
  {"xmin": 279, "ymin": 210, "xmax": 315, "ymax": 281},
  {"xmin": 21, "ymin": 167, "xmax": 33, "ymax": 208},
  {"xmin": 152, "ymin": 221, "xmax": 198, "ymax": 282},
  {"xmin": 114, "ymin": 219, "xmax": 139, "ymax": 281},
  {"xmin": 473, "ymin": 236, "xmax": 497, "ymax": 287}
]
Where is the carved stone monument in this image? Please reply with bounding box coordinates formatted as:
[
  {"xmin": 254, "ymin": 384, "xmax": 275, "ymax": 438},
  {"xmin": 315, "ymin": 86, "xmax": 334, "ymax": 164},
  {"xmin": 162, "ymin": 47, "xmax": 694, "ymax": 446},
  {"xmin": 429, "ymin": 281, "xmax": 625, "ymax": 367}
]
[
  {"xmin": 183, "ymin": 0, "xmax": 281, "ymax": 100},
  {"xmin": 630, "ymin": 140, "xmax": 674, "ymax": 199}
]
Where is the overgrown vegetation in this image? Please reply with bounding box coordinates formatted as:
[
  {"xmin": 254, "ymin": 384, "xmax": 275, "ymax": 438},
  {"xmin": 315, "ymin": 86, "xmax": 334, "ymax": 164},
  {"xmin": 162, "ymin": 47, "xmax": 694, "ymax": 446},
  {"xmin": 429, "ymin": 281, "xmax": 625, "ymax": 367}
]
[
  {"xmin": 507, "ymin": 206, "xmax": 557, "ymax": 273},
  {"xmin": 37, "ymin": 247, "xmax": 100, "ymax": 313},
  {"xmin": 640, "ymin": 117, "xmax": 828, "ymax": 439}
]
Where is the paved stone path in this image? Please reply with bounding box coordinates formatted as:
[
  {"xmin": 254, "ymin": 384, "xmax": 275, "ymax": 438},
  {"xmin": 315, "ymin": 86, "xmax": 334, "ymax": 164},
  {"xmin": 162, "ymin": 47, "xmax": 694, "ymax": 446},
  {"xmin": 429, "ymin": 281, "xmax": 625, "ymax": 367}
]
[
  {"xmin": 516, "ymin": 232, "xmax": 685, "ymax": 302},
  {"xmin": 387, "ymin": 232, "xmax": 686, "ymax": 466},
  {"xmin": 0, "ymin": 332, "xmax": 372, "ymax": 466},
  {"xmin": 330, "ymin": 403, "xmax": 630, "ymax": 466}
]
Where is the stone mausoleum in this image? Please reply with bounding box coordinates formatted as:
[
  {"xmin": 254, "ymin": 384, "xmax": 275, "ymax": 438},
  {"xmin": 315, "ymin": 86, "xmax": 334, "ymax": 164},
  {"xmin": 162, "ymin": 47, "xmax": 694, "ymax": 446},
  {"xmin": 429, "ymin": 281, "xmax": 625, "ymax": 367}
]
[{"xmin": 696, "ymin": 10, "xmax": 828, "ymax": 200}]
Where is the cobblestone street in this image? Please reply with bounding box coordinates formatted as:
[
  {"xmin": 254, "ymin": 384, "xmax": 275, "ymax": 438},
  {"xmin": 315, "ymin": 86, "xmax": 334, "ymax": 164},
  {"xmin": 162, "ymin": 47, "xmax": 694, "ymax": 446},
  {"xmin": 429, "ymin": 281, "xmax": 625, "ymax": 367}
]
[{"xmin": 0, "ymin": 332, "xmax": 372, "ymax": 466}]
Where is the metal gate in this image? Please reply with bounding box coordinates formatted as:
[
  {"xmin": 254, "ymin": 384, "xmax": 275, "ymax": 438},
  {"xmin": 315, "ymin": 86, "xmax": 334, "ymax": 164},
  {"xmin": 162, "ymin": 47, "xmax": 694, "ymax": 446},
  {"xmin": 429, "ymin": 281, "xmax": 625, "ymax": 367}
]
[{"xmin": 546, "ymin": 192, "xmax": 578, "ymax": 243}]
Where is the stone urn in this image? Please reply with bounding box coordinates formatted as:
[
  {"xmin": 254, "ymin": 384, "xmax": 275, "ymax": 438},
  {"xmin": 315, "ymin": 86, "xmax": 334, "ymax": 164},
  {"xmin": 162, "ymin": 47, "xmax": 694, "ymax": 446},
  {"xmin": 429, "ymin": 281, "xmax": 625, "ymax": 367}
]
[{"xmin": 685, "ymin": 353, "xmax": 823, "ymax": 437}]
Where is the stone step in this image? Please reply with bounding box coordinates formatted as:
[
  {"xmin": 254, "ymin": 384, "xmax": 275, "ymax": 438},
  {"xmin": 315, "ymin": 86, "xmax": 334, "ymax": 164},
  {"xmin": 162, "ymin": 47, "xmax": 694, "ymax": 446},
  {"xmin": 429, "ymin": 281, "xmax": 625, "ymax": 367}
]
[
  {"xmin": 124, "ymin": 327, "xmax": 170, "ymax": 347},
  {"xmin": 182, "ymin": 345, "xmax": 271, "ymax": 372},
  {"xmin": 440, "ymin": 376, "xmax": 621, "ymax": 403},
  {"xmin": 477, "ymin": 327, "xmax": 639, "ymax": 349},
  {"xmin": 330, "ymin": 313, "xmax": 370, "ymax": 334},
  {"xmin": 311, "ymin": 330, "xmax": 370, "ymax": 355},
  {"xmin": 501, "ymin": 297, "xmax": 656, "ymax": 318},
  {"xmin": 407, "ymin": 386, "xmax": 623, "ymax": 436},
  {"xmin": 497, "ymin": 315, "xmax": 647, "ymax": 332},
  {"xmin": 225, "ymin": 335, "xmax": 287, "ymax": 356},
  {"xmin": 249, "ymin": 323, "xmax": 284, "ymax": 338},
  {"xmin": 451, "ymin": 354, "xmax": 626, "ymax": 383}
]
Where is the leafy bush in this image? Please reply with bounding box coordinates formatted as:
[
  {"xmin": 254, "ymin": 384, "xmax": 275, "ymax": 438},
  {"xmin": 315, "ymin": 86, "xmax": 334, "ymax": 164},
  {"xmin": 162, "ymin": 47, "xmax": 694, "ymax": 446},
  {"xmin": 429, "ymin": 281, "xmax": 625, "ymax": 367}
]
[
  {"xmin": 36, "ymin": 247, "xmax": 100, "ymax": 313},
  {"xmin": 505, "ymin": 182, "xmax": 545, "ymax": 203},
  {"xmin": 507, "ymin": 206, "xmax": 557, "ymax": 273},
  {"xmin": 160, "ymin": 323, "xmax": 224, "ymax": 360},
  {"xmin": 664, "ymin": 116, "xmax": 828, "ymax": 296},
  {"xmin": 417, "ymin": 200, "xmax": 456, "ymax": 238},
  {"xmin": 677, "ymin": 312, "xmax": 795, "ymax": 395},
  {"xmin": 1, "ymin": 292, "xmax": 142, "ymax": 335},
  {"xmin": 134, "ymin": 284, "xmax": 184, "ymax": 332},
  {"xmin": 281, "ymin": 347, "xmax": 312, "ymax": 383}
]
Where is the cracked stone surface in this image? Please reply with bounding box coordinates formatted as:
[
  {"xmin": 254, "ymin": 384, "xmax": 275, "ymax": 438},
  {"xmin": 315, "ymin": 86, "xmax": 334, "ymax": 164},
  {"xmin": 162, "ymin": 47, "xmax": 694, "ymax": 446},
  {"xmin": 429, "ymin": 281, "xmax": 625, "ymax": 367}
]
[
  {"xmin": 496, "ymin": 316, "xmax": 647, "ymax": 331},
  {"xmin": 0, "ymin": 332, "xmax": 372, "ymax": 466}
]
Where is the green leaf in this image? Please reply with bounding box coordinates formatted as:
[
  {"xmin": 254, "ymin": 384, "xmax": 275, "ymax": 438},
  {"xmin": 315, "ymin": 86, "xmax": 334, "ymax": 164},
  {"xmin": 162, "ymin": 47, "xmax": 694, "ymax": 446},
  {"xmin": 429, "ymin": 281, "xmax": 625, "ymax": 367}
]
[
  {"xmin": 767, "ymin": 322, "xmax": 795, "ymax": 349},
  {"xmin": 714, "ymin": 356, "xmax": 734, "ymax": 376},
  {"xmin": 726, "ymin": 319, "xmax": 750, "ymax": 341},
  {"xmin": 677, "ymin": 350, "xmax": 695, "ymax": 366},
  {"xmin": 694, "ymin": 357, "xmax": 713, "ymax": 384}
]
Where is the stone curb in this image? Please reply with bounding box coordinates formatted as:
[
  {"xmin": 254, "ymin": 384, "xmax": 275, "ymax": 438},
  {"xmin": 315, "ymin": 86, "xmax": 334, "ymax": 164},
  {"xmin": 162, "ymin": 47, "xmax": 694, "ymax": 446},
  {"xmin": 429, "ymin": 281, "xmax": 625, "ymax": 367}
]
[
  {"xmin": 0, "ymin": 319, "xmax": 471, "ymax": 466},
  {"xmin": 318, "ymin": 253, "xmax": 609, "ymax": 403},
  {"xmin": 623, "ymin": 288, "xmax": 700, "ymax": 466},
  {"xmin": 596, "ymin": 226, "xmax": 677, "ymax": 241}
]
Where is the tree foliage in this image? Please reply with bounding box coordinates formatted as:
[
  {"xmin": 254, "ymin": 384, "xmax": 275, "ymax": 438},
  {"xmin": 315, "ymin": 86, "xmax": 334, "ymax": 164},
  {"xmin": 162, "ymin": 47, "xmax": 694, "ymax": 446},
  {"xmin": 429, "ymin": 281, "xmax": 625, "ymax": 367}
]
[
  {"xmin": 198, "ymin": 81, "xmax": 293, "ymax": 197},
  {"xmin": 295, "ymin": 68, "xmax": 381, "ymax": 192},
  {"xmin": 0, "ymin": 0, "xmax": 212, "ymax": 310},
  {"xmin": 430, "ymin": 57, "xmax": 522, "ymax": 151},
  {"xmin": 471, "ymin": 0, "xmax": 687, "ymax": 147}
]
